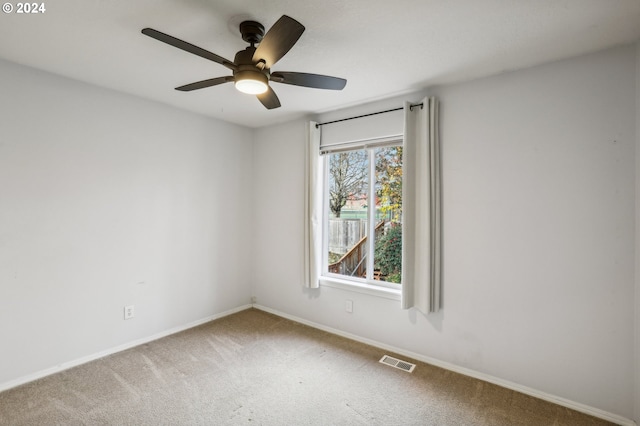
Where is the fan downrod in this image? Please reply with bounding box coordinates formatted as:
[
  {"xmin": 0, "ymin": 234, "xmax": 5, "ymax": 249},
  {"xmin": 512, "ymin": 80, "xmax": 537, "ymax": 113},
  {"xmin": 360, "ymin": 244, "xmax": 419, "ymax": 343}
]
[{"xmin": 239, "ymin": 21, "xmax": 265, "ymax": 45}]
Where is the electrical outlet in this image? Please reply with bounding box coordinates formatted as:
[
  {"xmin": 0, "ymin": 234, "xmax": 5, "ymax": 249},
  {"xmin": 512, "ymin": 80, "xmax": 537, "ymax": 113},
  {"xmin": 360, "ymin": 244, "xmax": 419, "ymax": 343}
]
[
  {"xmin": 124, "ymin": 305, "xmax": 135, "ymax": 320},
  {"xmin": 345, "ymin": 300, "xmax": 353, "ymax": 313}
]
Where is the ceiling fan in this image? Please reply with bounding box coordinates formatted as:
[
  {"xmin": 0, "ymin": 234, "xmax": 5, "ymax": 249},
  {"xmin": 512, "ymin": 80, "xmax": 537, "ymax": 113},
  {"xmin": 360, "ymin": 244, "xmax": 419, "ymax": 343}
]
[{"xmin": 141, "ymin": 15, "xmax": 347, "ymax": 110}]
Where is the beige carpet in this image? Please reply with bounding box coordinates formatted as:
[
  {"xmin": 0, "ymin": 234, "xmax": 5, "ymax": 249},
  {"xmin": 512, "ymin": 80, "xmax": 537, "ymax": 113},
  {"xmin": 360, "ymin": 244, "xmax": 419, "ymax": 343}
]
[{"xmin": 0, "ymin": 308, "xmax": 613, "ymax": 425}]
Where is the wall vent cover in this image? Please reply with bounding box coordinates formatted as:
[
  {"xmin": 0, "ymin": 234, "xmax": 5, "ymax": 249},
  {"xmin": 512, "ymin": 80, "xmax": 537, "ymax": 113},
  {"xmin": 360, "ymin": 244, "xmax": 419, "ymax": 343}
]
[{"xmin": 379, "ymin": 355, "xmax": 416, "ymax": 373}]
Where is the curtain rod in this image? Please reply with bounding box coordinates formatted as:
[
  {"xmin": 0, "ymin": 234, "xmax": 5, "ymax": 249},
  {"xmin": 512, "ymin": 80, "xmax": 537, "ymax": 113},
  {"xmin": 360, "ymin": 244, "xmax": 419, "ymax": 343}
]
[{"xmin": 316, "ymin": 102, "xmax": 423, "ymax": 128}]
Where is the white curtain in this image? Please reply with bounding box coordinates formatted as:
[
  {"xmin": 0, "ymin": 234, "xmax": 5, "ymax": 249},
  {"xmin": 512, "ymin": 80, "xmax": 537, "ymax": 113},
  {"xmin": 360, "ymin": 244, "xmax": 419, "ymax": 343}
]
[
  {"xmin": 304, "ymin": 121, "xmax": 322, "ymax": 288},
  {"xmin": 402, "ymin": 97, "xmax": 442, "ymax": 314}
]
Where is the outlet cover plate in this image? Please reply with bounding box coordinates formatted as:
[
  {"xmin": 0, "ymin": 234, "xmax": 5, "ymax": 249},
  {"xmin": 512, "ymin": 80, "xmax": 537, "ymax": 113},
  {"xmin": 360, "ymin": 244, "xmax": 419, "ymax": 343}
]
[
  {"xmin": 124, "ymin": 305, "xmax": 135, "ymax": 320},
  {"xmin": 345, "ymin": 300, "xmax": 353, "ymax": 313}
]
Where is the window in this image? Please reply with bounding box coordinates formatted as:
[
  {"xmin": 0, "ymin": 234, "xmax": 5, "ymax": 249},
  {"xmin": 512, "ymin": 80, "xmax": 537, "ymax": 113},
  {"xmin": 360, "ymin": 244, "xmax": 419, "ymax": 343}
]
[
  {"xmin": 321, "ymin": 140, "xmax": 403, "ymax": 288},
  {"xmin": 307, "ymin": 98, "xmax": 440, "ymax": 311}
]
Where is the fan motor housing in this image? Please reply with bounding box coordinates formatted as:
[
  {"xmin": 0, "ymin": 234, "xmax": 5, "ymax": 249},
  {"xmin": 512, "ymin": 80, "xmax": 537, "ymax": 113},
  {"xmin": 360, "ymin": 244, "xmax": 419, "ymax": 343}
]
[
  {"xmin": 234, "ymin": 46, "xmax": 257, "ymax": 66},
  {"xmin": 239, "ymin": 20, "xmax": 265, "ymax": 44}
]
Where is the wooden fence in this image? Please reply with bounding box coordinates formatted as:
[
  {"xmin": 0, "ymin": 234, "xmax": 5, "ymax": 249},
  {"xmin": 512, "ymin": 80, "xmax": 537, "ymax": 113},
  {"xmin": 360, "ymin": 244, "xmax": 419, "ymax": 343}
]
[
  {"xmin": 328, "ymin": 219, "xmax": 368, "ymax": 255},
  {"xmin": 329, "ymin": 221, "xmax": 385, "ymax": 277}
]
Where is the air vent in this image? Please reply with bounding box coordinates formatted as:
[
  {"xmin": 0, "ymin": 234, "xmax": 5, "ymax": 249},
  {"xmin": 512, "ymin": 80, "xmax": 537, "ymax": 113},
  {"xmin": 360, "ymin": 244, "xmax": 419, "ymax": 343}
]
[{"xmin": 379, "ymin": 355, "xmax": 416, "ymax": 373}]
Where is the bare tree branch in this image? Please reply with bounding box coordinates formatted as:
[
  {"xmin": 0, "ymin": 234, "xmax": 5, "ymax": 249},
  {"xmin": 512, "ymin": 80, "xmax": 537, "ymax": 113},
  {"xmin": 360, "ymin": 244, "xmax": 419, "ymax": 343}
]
[{"xmin": 328, "ymin": 151, "xmax": 368, "ymax": 218}]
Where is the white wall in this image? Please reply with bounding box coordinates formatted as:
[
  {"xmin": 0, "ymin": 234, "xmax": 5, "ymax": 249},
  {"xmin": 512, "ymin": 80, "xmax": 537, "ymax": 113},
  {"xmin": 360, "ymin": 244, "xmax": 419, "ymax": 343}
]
[
  {"xmin": 635, "ymin": 40, "xmax": 640, "ymax": 423},
  {"xmin": 252, "ymin": 45, "xmax": 637, "ymax": 420},
  {"xmin": 0, "ymin": 59, "xmax": 254, "ymax": 385},
  {"xmin": 0, "ymin": 41, "xmax": 636, "ymax": 422}
]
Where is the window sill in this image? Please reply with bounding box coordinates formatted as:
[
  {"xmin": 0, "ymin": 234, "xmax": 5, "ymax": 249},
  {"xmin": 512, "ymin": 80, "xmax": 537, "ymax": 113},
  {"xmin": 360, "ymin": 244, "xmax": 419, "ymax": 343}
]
[{"xmin": 320, "ymin": 276, "xmax": 401, "ymax": 301}]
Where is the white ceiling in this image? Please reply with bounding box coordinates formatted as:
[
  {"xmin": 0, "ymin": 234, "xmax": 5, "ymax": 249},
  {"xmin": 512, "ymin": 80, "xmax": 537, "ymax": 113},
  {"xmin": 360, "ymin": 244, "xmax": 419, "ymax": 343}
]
[{"xmin": 1, "ymin": 0, "xmax": 639, "ymax": 128}]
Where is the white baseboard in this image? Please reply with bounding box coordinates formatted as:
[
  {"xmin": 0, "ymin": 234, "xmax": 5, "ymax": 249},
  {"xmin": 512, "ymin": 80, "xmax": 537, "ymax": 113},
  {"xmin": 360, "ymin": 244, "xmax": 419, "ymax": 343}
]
[
  {"xmin": 0, "ymin": 304, "xmax": 252, "ymax": 394},
  {"xmin": 253, "ymin": 304, "xmax": 635, "ymax": 426}
]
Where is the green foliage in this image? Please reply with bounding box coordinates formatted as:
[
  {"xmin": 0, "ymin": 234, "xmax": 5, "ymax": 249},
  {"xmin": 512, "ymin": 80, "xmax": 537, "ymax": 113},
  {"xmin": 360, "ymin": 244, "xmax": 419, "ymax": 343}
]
[
  {"xmin": 376, "ymin": 146, "xmax": 403, "ymax": 222},
  {"xmin": 374, "ymin": 224, "xmax": 402, "ymax": 282},
  {"xmin": 385, "ymin": 273, "xmax": 402, "ymax": 284},
  {"xmin": 328, "ymin": 252, "xmax": 342, "ymax": 265}
]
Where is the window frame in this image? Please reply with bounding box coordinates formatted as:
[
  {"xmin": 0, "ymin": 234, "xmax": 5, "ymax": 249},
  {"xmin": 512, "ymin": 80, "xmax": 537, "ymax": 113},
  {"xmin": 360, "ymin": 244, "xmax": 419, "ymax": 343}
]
[{"xmin": 319, "ymin": 136, "xmax": 403, "ymax": 295}]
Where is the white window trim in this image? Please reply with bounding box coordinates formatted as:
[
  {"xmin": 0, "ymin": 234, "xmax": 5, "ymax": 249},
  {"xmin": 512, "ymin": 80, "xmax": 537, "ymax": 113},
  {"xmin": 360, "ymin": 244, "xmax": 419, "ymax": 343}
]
[
  {"xmin": 320, "ymin": 275, "xmax": 401, "ymax": 300},
  {"xmin": 319, "ymin": 136, "xmax": 403, "ymax": 297}
]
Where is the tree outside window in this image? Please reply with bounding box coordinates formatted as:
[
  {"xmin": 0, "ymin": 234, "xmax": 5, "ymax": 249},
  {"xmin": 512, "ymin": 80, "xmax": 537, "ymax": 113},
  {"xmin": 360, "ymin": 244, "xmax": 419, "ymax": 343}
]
[{"xmin": 325, "ymin": 143, "xmax": 402, "ymax": 285}]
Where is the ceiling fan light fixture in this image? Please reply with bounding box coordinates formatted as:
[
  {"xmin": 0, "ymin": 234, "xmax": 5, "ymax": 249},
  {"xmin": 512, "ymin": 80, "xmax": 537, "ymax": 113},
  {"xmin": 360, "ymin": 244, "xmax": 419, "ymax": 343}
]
[
  {"xmin": 142, "ymin": 15, "xmax": 346, "ymax": 110},
  {"xmin": 235, "ymin": 70, "xmax": 268, "ymax": 94}
]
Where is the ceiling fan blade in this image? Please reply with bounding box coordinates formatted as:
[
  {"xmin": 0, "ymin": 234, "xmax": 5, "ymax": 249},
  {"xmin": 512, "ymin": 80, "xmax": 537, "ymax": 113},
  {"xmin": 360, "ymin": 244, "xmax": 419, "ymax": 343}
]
[
  {"xmin": 252, "ymin": 15, "xmax": 305, "ymax": 68},
  {"xmin": 257, "ymin": 86, "xmax": 281, "ymax": 109},
  {"xmin": 142, "ymin": 28, "xmax": 237, "ymax": 71},
  {"xmin": 271, "ymin": 72, "xmax": 347, "ymax": 90},
  {"xmin": 175, "ymin": 76, "xmax": 234, "ymax": 92}
]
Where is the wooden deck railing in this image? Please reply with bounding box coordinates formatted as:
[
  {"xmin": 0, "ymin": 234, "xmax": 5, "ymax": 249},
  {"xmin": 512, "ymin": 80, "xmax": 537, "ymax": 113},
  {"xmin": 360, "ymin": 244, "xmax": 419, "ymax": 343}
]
[{"xmin": 328, "ymin": 221, "xmax": 385, "ymax": 277}]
